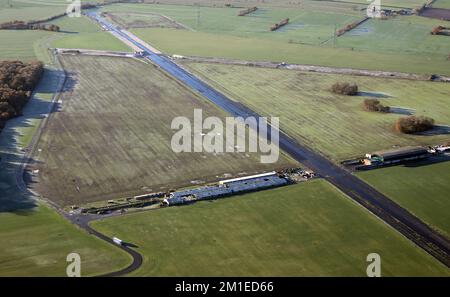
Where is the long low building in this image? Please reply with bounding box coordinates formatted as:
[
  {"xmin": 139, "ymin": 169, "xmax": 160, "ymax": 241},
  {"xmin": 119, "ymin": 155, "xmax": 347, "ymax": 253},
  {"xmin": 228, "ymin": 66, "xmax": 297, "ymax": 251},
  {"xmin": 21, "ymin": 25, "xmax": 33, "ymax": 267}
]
[
  {"xmin": 163, "ymin": 173, "xmax": 288, "ymax": 206},
  {"xmin": 363, "ymin": 146, "xmax": 429, "ymax": 166}
]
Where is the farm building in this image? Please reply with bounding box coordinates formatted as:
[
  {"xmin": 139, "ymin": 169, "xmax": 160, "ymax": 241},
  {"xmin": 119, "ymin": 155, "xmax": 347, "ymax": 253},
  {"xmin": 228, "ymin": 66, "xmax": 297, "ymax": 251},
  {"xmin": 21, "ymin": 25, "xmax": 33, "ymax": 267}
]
[
  {"xmin": 363, "ymin": 146, "xmax": 429, "ymax": 165},
  {"xmin": 163, "ymin": 172, "xmax": 288, "ymax": 206}
]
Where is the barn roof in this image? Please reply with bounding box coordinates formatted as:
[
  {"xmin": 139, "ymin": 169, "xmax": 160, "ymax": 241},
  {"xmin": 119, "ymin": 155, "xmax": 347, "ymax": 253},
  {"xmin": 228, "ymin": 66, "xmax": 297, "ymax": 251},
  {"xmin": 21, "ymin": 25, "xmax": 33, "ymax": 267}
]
[{"xmin": 371, "ymin": 146, "xmax": 428, "ymax": 160}]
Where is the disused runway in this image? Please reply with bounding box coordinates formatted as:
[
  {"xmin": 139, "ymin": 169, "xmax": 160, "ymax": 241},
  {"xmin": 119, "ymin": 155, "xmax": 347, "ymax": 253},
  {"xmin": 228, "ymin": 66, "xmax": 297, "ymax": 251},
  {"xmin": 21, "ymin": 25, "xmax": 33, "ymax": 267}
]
[{"xmin": 88, "ymin": 11, "xmax": 450, "ymax": 268}]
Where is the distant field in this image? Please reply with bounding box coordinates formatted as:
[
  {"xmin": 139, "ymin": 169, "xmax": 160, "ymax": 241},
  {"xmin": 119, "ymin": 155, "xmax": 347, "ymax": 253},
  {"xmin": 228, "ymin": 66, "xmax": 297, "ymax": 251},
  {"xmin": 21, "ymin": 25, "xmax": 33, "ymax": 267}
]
[
  {"xmin": 31, "ymin": 55, "xmax": 295, "ymax": 206},
  {"xmin": 185, "ymin": 63, "xmax": 450, "ymax": 161},
  {"xmin": 358, "ymin": 160, "xmax": 450, "ymax": 238},
  {"xmin": 0, "ymin": 0, "xmax": 64, "ymax": 23},
  {"xmin": 105, "ymin": 12, "xmax": 184, "ymax": 29},
  {"xmin": 326, "ymin": 0, "xmax": 426, "ymax": 8},
  {"xmin": 0, "ymin": 204, "xmax": 131, "ymax": 276},
  {"xmin": 0, "ymin": 30, "xmax": 54, "ymax": 61},
  {"xmin": 130, "ymin": 27, "xmax": 450, "ymax": 75},
  {"xmin": 338, "ymin": 16, "xmax": 450, "ymax": 57},
  {"xmin": 0, "ymin": 15, "xmax": 131, "ymax": 62},
  {"xmin": 103, "ymin": 3, "xmax": 362, "ymax": 45},
  {"xmin": 434, "ymin": 0, "xmax": 450, "ymax": 9},
  {"xmin": 92, "ymin": 179, "xmax": 449, "ymax": 276},
  {"xmin": 50, "ymin": 16, "xmax": 132, "ymax": 52},
  {"xmin": 100, "ymin": 2, "xmax": 450, "ymax": 75}
]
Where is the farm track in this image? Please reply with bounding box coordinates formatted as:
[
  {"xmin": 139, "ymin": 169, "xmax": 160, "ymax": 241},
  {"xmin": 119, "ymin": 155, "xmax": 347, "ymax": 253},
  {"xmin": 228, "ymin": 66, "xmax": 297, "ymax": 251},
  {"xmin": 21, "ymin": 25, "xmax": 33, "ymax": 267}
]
[
  {"xmin": 88, "ymin": 11, "xmax": 450, "ymax": 268},
  {"xmin": 177, "ymin": 55, "xmax": 450, "ymax": 81},
  {"xmin": 65, "ymin": 213, "xmax": 143, "ymax": 277}
]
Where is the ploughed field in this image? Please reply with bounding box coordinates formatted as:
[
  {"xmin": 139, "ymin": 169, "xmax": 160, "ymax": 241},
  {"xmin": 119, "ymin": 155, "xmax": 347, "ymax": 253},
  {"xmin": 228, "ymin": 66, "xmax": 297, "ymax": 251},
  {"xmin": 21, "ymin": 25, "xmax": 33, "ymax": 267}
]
[{"xmin": 31, "ymin": 55, "xmax": 294, "ymax": 206}]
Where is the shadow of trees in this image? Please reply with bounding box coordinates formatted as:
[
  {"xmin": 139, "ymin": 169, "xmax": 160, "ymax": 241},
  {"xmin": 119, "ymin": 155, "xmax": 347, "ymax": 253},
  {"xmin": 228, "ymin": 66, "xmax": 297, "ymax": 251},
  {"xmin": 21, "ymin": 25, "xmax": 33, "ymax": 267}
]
[{"xmin": 0, "ymin": 67, "xmax": 76, "ymax": 212}]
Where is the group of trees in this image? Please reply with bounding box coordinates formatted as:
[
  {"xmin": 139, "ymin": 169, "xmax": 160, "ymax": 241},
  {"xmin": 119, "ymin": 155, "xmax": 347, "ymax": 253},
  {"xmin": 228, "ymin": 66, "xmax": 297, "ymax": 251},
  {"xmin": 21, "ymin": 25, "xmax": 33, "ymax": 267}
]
[
  {"xmin": 395, "ymin": 116, "xmax": 435, "ymax": 134},
  {"xmin": 238, "ymin": 7, "xmax": 258, "ymax": 16},
  {"xmin": 0, "ymin": 61, "xmax": 44, "ymax": 130},
  {"xmin": 363, "ymin": 98, "xmax": 390, "ymax": 113},
  {"xmin": 270, "ymin": 18, "xmax": 289, "ymax": 31},
  {"xmin": 331, "ymin": 82, "xmax": 358, "ymax": 95},
  {"xmin": 0, "ymin": 20, "xmax": 60, "ymax": 31},
  {"xmin": 332, "ymin": 82, "xmax": 436, "ymax": 134},
  {"xmin": 431, "ymin": 25, "xmax": 450, "ymax": 36}
]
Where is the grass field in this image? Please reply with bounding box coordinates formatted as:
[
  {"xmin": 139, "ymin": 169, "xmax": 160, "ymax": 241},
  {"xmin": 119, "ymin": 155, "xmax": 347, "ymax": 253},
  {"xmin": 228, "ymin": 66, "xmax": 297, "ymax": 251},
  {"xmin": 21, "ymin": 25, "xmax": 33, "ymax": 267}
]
[
  {"xmin": 329, "ymin": 0, "xmax": 426, "ymax": 9},
  {"xmin": 184, "ymin": 63, "xmax": 450, "ymax": 161},
  {"xmin": 50, "ymin": 16, "xmax": 132, "ymax": 52},
  {"xmin": 91, "ymin": 179, "xmax": 449, "ymax": 276},
  {"xmin": 338, "ymin": 16, "xmax": 450, "ymax": 56},
  {"xmin": 0, "ymin": 15, "xmax": 131, "ymax": 62},
  {"xmin": 0, "ymin": 0, "xmax": 65, "ymax": 23},
  {"xmin": 434, "ymin": 0, "xmax": 450, "ymax": 9},
  {"xmin": 0, "ymin": 204, "xmax": 131, "ymax": 276},
  {"xmin": 103, "ymin": 3, "xmax": 362, "ymax": 45},
  {"xmin": 31, "ymin": 55, "xmax": 295, "ymax": 206},
  {"xmin": 98, "ymin": 2, "xmax": 450, "ymax": 75},
  {"xmin": 358, "ymin": 160, "xmax": 450, "ymax": 238}
]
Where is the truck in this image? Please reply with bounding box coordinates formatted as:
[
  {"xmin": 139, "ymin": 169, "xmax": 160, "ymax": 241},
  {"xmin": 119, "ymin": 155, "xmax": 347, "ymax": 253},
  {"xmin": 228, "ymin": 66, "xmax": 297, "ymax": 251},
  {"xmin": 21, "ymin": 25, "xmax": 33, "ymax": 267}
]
[{"xmin": 112, "ymin": 237, "xmax": 123, "ymax": 246}]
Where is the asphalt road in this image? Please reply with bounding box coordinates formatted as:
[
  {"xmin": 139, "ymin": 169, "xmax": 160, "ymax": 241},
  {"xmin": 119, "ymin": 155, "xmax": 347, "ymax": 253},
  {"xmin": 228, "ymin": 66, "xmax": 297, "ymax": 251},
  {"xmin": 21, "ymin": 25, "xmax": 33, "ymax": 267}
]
[
  {"xmin": 88, "ymin": 12, "xmax": 450, "ymax": 268},
  {"xmin": 66, "ymin": 212, "xmax": 143, "ymax": 277}
]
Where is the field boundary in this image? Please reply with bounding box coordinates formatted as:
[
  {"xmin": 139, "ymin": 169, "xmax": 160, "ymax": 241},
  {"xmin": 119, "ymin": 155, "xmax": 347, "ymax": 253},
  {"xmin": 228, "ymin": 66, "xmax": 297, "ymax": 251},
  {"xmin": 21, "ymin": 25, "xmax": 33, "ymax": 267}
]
[{"xmin": 176, "ymin": 55, "xmax": 450, "ymax": 81}]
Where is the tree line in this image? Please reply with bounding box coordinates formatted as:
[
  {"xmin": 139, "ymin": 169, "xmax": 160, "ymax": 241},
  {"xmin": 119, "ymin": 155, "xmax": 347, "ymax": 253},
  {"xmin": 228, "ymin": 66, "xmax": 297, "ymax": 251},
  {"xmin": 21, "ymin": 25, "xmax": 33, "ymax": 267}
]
[{"xmin": 0, "ymin": 60, "xmax": 44, "ymax": 130}]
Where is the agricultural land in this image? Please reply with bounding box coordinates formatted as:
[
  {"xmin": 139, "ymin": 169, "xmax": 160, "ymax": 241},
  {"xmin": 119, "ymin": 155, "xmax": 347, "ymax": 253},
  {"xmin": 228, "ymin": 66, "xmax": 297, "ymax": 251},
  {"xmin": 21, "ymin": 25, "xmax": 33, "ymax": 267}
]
[{"xmin": 0, "ymin": 0, "xmax": 449, "ymax": 277}]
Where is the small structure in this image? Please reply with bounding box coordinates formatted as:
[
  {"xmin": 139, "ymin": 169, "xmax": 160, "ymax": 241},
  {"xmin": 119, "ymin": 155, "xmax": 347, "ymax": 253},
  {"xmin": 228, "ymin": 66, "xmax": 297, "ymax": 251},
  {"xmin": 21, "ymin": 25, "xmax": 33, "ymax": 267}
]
[
  {"xmin": 218, "ymin": 171, "xmax": 277, "ymax": 185},
  {"xmin": 134, "ymin": 192, "xmax": 165, "ymax": 200},
  {"xmin": 113, "ymin": 237, "xmax": 123, "ymax": 246},
  {"xmin": 363, "ymin": 146, "xmax": 429, "ymax": 165}
]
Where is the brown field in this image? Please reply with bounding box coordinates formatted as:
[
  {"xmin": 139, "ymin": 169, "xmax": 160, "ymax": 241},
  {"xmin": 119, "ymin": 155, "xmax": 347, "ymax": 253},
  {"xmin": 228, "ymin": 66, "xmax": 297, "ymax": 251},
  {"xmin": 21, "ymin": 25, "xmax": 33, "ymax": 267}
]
[{"xmin": 30, "ymin": 55, "xmax": 295, "ymax": 206}]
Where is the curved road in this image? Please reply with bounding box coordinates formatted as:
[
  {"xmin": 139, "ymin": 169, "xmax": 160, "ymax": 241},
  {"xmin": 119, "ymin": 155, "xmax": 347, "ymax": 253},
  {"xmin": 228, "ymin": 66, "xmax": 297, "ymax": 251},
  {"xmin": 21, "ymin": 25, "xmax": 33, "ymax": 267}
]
[
  {"xmin": 66, "ymin": 213, "xmax": 143, "ymax": 277},
  {"xmin": 88, "ymin": 12, "xmax": 450, "ymax": 268}
]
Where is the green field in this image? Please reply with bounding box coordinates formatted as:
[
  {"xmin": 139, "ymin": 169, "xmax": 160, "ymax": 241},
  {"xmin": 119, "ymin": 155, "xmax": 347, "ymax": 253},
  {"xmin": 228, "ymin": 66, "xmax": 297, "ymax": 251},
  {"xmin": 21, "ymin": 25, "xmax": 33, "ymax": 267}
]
[
  {"xmin": 91, "ymin": 179, "xmax": 449, "ymax": 276},
  {"xmin": 184, "ymin": 62, "xmax": 450, "ymax": 161},
  {"xmin": 50, "ymin": 16, "xmax": 132, "ymax": 52},
  {"xmin": 103, "ymin": 3, "xmax": 362, "ymax": 45},
  {"xmin": 432, "ymin": 0, "xmax": 450, "ymax": 9},
  {"xmin": 358, "ymin": 160, "xmax": 450, "ymax": 238},
  {"xmin": 338, "ymin": 16, "xmax": 450, "ymax": 56},
  {"xmin": 0, "ymin": 204, "xmax": 131, "ymax": 276},
  {"xmin": 328, "ymin": 0, "xmax": 426, "ymax": 9},
  {"xmin": 31, "ymin": 55, "xmax": 295, "ymax": 206},
  {"xmin": 0, "ymin": 0, "xmax": 65, "ymax": 23},
  {"xmin": 0, "ymin": 15, "xmax": 131, "ymax": 62},
  {"xmin": 97, "ymin": 2, "xmax": 450, "ymax": 75}
]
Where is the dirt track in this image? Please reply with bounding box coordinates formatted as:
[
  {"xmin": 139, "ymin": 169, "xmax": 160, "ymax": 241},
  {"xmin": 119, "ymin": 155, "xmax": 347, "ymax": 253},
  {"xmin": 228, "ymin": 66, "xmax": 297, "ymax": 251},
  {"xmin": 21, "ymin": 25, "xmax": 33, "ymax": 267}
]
[{"xmin": 177, "ymin": 55, "xmax": 450, "ymax": 82}]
